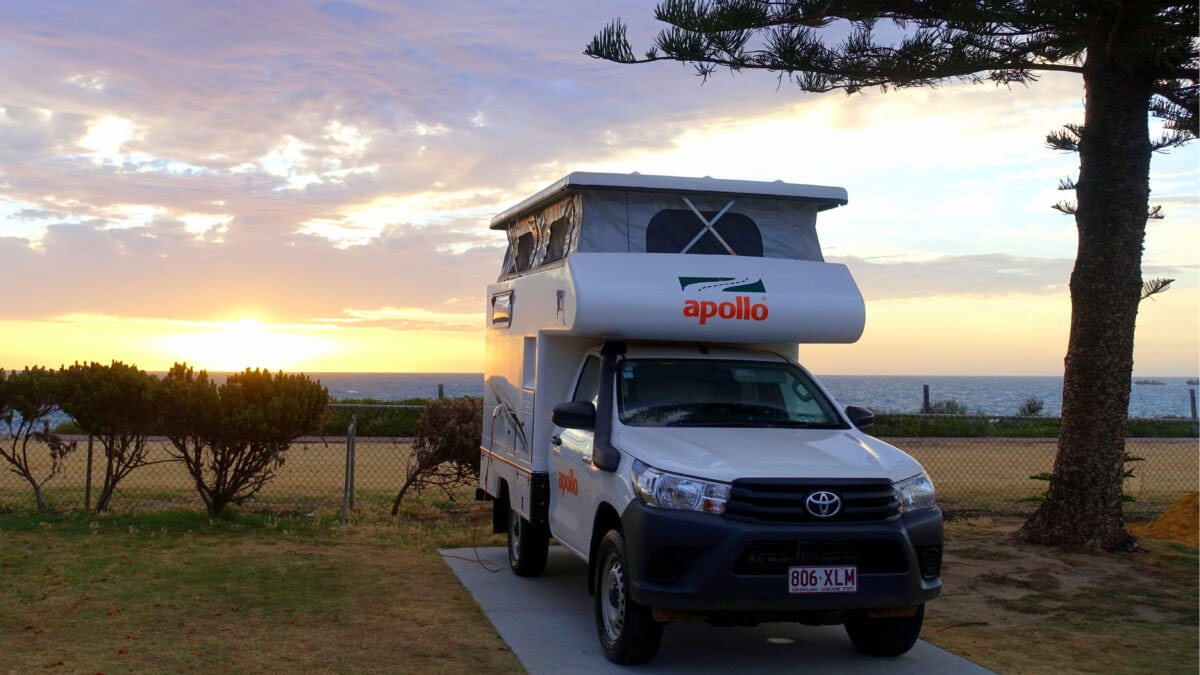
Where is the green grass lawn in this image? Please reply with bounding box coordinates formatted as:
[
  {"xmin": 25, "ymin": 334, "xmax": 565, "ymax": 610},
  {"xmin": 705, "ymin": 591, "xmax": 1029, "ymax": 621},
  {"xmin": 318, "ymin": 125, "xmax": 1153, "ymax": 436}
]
[
  {"xmin": 0, "ymin": 500, "xmax": 519, "ymax": 673},
  {"xmin": 1, "ymin": 498, "xmax": 1196, "ymax": 673}
]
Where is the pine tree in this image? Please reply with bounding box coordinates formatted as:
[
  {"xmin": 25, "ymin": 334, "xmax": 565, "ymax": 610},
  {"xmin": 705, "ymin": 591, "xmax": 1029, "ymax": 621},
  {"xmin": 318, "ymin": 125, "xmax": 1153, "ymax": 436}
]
[{"xmin": 587, "ymin": 1, "xmax": 1197, "ymax": 549}]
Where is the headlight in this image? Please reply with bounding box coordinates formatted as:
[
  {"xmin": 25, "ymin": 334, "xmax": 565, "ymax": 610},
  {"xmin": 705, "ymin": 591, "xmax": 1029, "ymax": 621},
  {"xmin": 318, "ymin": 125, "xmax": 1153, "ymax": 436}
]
[
  {"xmin": 631, "ymin": 460, "xmax": 730, "ymax": 514},
  {"xmin": 895, "ymin": 473, "xmax": 937, "ymax": 513}
]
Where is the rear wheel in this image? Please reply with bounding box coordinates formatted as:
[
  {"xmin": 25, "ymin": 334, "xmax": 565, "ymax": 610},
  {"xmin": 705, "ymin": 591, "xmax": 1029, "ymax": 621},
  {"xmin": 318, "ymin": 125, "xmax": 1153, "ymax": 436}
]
[
  {"xmin": 594, "ymin": 528, "xmax": 662, "ymax": 664},
  {"xmin": 844, "ymin": 604, "xmax": 925, "ymax": 656},
  {"xmin": 506, "ymin": 504, "xmax": 548, "ymax": 577}
]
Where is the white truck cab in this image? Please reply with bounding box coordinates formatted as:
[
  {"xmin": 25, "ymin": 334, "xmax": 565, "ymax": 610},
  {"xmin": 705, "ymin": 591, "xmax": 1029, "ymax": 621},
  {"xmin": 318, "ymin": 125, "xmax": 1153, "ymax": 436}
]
[{"xmin": 479, "ymin": 173, "xmax": 942, "ymax": 664}]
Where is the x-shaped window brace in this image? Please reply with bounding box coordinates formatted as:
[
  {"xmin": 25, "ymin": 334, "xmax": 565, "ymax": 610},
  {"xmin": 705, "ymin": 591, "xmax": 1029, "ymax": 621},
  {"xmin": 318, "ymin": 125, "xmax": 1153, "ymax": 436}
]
[{"xmin": 680, "ymin": 197, "xmax": 738, "ymax": 255}]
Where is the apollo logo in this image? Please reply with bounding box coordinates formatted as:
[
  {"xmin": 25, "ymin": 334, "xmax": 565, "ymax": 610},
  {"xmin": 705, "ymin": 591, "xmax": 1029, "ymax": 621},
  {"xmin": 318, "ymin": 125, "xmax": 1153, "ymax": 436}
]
[
  {"xmin": 557, "ymin": 469, "xmax": 579, "ymax": 496},
  {"xmin": 683, "ymin": 296, "xmax": 769, "ymax": 324},
  {"xmin": 679, "ymin": 277, "xmax": 769, "ymax": 325}
]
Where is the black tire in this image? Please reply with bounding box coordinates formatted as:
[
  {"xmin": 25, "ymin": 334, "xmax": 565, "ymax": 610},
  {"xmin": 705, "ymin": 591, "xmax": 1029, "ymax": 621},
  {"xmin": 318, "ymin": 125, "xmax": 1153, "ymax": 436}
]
[
  {"xmin": 594, "ymin": 528, "xmax": 663, "ymax": 664},
  {"xmin": 844, "ymin": 603, "xmax": 925, "ymax": 657},
  {"xmin": 506, "ymin": 504, "xmax": 548, "ymax": 577}
]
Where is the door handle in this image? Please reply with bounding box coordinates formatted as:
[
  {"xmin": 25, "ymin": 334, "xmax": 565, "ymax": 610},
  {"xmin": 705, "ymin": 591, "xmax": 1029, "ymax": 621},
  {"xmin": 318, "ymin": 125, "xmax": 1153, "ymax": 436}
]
[{"xmin": 550, "ymin": 435, "xmax": 562, "ymax": 446}]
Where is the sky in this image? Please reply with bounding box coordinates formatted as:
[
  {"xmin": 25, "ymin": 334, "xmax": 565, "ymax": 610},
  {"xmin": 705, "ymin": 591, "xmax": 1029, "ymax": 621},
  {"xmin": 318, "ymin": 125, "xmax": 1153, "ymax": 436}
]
[{"xmin": 0, "ymin": 1, "xmax": 1196, "ymax": 377}]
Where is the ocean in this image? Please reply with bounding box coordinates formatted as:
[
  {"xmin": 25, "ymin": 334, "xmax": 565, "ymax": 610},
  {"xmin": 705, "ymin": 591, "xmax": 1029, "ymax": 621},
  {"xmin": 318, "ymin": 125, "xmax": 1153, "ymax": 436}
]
[{"xmin": 315, "ymin": 372, "xmax": 1200, "ymax": 419}]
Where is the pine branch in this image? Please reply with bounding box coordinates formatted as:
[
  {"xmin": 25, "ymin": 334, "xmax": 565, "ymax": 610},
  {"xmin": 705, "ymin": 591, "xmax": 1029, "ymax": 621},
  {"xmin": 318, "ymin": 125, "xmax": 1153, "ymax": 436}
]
[
  {"xmin": 588, "ymin": 1, "xmax": 1186, "ymax": 98},
  {"xmin": 1052, "ymin": 200, "xmax": 1077, "ymax": 215},
  {"xmin": 1140, "ymin": 278, "xmax": 1174, "ymax": 301},
  {"xmin": 585, "ymin": 20, "xmax": 637, "ymax": 63},
  {"xmin": 1046, "ymin": 124, "xmax": 1082, "ymax": 152}
]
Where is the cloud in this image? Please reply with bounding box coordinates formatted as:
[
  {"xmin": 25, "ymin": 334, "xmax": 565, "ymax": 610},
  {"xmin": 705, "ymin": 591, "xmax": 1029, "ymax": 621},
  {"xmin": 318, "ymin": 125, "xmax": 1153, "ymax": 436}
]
[
  {"xmin": 1, "ymin": 218, "xmax": 503, "ymax": 325},
  {"xmin": 321, "ymin": 306, "xmax": 483, "ymax": 331},
  {"xmin": 832, "ymin": 254, "xmax": 1070, "ymax": 300},
  {"xmin": 0, "ymin": 2, "xmax": 1194, "ymax": 374},
  {"xmin": 833, "ymin": 253, "xmax": 1196, "ymax": 301}
]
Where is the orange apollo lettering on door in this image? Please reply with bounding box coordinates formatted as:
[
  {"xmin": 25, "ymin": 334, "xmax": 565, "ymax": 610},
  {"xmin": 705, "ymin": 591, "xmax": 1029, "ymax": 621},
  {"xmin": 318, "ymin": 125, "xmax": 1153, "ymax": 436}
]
[
  {"xmin": 558, "ymin": 468, "xmax": 579, "ymax": 496},
  {"xmin": 679, "ymin": 277, "xmax": 769, "ymax": 325}
]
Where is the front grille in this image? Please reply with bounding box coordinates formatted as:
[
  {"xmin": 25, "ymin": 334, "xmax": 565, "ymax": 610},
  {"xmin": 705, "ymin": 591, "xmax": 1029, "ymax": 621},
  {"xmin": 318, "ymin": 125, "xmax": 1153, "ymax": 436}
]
[
  {"xmin": 725, "ymin": 478, "xmax": 899, "ymax": 524},
  {"xmin": 734, "ymin": 540, "xmax": 907, "ymax": 575}
]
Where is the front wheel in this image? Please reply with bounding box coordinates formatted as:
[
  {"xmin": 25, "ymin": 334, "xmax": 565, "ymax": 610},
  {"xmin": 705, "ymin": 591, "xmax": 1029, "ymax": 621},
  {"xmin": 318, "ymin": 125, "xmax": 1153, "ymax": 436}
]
[
  {"xmin": 844, "ymin": 603, "xmax": 925, "ymax": 656},
  {"xmin": 594, "ymin": 528, "xmax": 662, "ymax": 664},
  {"xmin": 506, "ymin": 504, "xmax": 548, "ymax": 577}
]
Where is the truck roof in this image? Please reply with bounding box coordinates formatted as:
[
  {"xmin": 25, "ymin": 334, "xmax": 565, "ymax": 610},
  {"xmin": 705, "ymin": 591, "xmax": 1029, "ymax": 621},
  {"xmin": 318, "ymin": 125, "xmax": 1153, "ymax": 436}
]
[{"xmin": 490, "ymin": 172, "xmax": 847, "ymax": 230}]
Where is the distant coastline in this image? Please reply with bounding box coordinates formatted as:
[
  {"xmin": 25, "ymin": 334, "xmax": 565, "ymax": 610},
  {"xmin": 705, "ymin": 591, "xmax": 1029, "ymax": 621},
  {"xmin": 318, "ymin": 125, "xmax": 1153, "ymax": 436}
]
[{"xmin": 305, "ymin": 373, "xmax": 1200, "ymax": 419}]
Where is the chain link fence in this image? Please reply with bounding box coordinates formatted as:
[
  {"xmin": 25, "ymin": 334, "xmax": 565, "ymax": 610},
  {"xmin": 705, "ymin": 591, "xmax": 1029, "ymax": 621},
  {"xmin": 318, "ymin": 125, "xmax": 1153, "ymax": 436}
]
[
  {"xmin": 890, "ymin": 435, "xmax": 1196, "ymax": 519},
  {"xmin": 0, "ymin": 409, "xmax": 1195, "ymax": 521}
]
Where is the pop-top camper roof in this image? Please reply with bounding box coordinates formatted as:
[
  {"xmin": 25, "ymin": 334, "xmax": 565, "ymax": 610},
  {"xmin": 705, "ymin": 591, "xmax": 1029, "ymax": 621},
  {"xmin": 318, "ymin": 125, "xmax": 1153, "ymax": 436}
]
[
  {"xmin": 490, "ymin": 172, "xmax": 846, "ymax": 227},
  {"xmin": 486, "ymin": 173, "xmax": 864, "ymax": 344},
  {"xmin": 491, "ymin": 173, "xmax": 847, "ymax": 280}
]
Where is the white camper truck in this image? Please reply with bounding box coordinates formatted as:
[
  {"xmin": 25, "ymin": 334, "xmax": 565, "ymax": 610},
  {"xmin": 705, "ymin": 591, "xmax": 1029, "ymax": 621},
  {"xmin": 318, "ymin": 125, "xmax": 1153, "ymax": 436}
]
[{"xmin": 479, "ymin": 173, "xmax": 942, "ymax": 665}]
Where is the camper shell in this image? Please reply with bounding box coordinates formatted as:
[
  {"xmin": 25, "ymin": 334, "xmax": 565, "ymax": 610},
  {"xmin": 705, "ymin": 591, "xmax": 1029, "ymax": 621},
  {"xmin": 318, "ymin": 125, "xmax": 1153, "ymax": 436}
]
[{"xmin": 479, "ymin": 173, "xmax": 942, "ymax": 665}]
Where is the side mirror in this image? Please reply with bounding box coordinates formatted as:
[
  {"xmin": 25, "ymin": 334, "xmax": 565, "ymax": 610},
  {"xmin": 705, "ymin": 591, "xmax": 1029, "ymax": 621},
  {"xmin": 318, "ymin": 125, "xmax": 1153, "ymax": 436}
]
[
  {"xmin": 845, "ymin": 405, "xmax": 874, "ymax": 429},
  {"xmin": 551, "ymin": 401, "xmax": 596, "ymax": 430}
]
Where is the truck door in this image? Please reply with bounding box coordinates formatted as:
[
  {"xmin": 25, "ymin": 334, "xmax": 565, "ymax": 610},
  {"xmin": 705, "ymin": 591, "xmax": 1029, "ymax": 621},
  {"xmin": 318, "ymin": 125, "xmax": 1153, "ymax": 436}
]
[{"xmin": 549, "ymin": 354, "xmax": 602, "ymax": 555}]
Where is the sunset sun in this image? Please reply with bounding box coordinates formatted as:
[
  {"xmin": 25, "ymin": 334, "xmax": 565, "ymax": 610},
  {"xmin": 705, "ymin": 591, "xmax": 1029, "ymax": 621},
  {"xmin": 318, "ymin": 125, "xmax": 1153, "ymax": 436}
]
[{"xmin": 164, "ymin": 317, "xmax": 332, "ymax": 372}]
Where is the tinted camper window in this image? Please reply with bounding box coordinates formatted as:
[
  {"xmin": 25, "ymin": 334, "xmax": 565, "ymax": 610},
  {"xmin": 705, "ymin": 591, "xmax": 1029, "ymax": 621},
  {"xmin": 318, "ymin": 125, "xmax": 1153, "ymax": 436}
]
[
  {"xmin": 646, "ymin": 210, "xmax": 763, "ymax": 256},
  {"xmin": 544, "ymin": 216, "xmax": 570, "ymax": 264},
  {"xmin": 513, "ymin": 231, "xmax": 536, "ymax": 272},
  {"xmin": 573, "ymin": 355, "xmax": 602, "ymax": 405}
]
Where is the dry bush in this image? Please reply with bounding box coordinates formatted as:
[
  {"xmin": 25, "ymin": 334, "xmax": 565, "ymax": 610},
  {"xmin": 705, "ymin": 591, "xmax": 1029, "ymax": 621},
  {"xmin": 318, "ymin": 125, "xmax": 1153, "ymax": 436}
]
[{"xmin": 391, "ymin": 397, "xmax": 482, "ymax": 515}]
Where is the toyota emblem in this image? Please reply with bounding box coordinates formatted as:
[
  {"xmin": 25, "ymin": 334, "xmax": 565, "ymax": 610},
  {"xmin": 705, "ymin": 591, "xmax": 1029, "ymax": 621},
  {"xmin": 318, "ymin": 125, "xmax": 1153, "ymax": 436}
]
[{"xmin": 805, "ymin": 491, "xmax": 841, "ymax": 518}]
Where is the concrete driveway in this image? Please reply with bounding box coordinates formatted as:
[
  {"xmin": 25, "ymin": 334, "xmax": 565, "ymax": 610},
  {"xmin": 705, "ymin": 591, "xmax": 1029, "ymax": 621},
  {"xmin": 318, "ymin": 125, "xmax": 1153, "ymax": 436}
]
[{"xmin": 441, "ymin": 546, "xmax": 993, "ymax": 674}]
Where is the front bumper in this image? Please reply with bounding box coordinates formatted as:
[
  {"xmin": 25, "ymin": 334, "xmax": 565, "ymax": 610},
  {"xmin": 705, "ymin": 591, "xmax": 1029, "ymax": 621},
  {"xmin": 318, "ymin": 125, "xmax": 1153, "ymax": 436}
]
[{"xmin": 621, "ymin": 501, "xmax": 942, "ymax": 614}]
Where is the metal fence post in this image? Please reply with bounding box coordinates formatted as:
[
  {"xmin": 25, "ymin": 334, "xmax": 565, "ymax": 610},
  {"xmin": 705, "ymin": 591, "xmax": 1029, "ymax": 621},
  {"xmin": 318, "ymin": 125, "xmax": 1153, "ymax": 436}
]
[
  {"xmin": 1190, "ymin": 388, "xmax": 1198, "ymax": 435},
  {"xmin": 84, "ymin": 435, "xmax": 94, "ymax": 511},
  {"xmin": 340, "ymin": 413, "xmax": 357, "ymax": 525}
]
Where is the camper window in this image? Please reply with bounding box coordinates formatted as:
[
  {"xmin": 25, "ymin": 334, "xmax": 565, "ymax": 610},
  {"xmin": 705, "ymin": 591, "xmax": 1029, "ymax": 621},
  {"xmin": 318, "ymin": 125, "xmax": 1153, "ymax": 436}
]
[
  {"xmin": 572, "ymin": 355, "xmax": 602, "ymax": 405},
  {"xmin": 646, "ymin": 210, "xmax": 763, "ymax": 256},
  {"xmin": 512, "ymin": 230, "xmax": 536, "ymax": 273},
  {"xmin": 543, "ymin": 216, "xmax": 571, "ymax": 264},
  {"xmin": 490, "ymin": 291, "xmax": 512, "ymax": 327}
]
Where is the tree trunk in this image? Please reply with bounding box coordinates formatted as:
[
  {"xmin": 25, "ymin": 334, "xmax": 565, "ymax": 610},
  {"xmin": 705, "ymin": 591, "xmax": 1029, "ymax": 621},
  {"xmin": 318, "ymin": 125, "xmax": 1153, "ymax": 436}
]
[{"xmin": 1017, "ymin": 43, "xmax": 1154, "ymax": 550}]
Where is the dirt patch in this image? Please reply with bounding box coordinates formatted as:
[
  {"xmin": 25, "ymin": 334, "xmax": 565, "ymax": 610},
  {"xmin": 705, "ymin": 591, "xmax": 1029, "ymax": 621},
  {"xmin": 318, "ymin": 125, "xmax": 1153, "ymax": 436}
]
[
  {"xmin": 925, "ymin": 517, "xmax": 1199, "ymax": 673},
  {"xmin": 1129, "ymin": 490, "xmax": 1199, "ymax": 547}
]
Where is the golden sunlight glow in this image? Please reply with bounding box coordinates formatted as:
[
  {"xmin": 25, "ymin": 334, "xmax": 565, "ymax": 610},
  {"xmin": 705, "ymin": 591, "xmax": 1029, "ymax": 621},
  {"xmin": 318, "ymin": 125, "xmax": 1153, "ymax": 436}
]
[
  {"xmin": 2, "ymin": 286, "xmax": 1195, "ymax": 376},
  {"xmin": 802, "ymin": 294, "xmax": 1074, "ymax": 375},
  {"xmin": 163, "ymin": 317, "xmax": 333, "ymax": 372},
  {"xmin": 0, "ymin": 315, "xmax": 484, "ymax": 374}
]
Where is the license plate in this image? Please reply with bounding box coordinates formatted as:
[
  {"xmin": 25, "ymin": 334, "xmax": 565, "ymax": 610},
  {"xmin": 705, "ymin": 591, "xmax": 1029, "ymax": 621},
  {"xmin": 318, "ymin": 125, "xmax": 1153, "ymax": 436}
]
[{"xmin": 788, "ymin": 565, "xmax": 857, "ymax": 593}]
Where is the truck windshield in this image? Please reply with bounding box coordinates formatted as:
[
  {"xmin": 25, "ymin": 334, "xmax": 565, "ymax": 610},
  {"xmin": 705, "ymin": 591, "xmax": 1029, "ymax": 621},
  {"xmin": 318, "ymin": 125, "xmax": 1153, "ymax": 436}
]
[{"xmin": 616, "ymin": 358, "xmax": 845, "ymax": 428}]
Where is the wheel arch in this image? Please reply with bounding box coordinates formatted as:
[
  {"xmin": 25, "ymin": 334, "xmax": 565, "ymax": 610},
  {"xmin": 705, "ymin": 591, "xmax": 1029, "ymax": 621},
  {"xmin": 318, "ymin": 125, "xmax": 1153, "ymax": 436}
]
[{"xmin": 587, "ymin": 501, "xmax": 624, "ymax": 596}]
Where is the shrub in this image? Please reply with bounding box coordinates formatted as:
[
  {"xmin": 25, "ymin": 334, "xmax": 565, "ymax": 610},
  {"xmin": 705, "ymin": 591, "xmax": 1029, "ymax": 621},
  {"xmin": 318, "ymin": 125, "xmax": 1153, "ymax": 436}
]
[
  {"xmin": 323, "ymin": 398, "xmax": 424, "ymax": 437},
  {"xmin": 160, "ymin": 365, "xmax": 329, "ymax": 515},
  {"xmin": 0, "ymin": 367, "xmax": 77, "ymax": 513},
  {"xmin": 871, "ymin": 413, "xmax": 994, "ymax": 437},
  {"xmin": 1017, "ymin": 397, "xmax": 1045, "ymax": 416},
  {"xmin": 1126, "ymin": 416, "xmax": 1198, "ymax": 438},
  {"xmin": 390, "ymin": 397, "xmax": 482, "ymax": 515},
  {"xmin": 870, "ymin": 413, "xmax": 1194, "ymax": 438},
  {"xmin": 926, "ymin": 399, "xmax": 968, "ymax": 415},
  {"xmin": 59, "ymin": 362, "xmax": 159, "ymax": 512}
]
